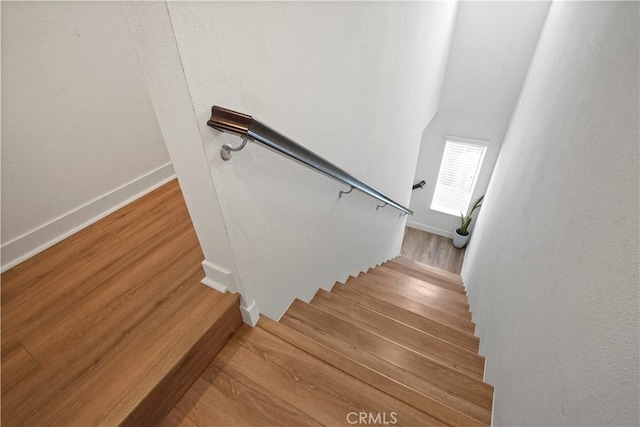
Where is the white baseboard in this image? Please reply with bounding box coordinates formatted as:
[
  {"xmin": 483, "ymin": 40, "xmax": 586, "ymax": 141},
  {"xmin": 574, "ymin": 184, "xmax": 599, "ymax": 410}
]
[
  {"xmin": 240, "ymin": 299, "xmax": 260, "ymax": 326},
  {"xmin": 200, "ymin": 259, "xmax": 237, "ymax": 293},
  {"xmin": 406, "ymin": 221, "xmax": 454, "ymax": 239},
  {"xmin": 200, "ymin": 277, "xmax": 228, "ymax": 293},
  {"xmin": 1, "ymin": 163, "xmax": 175, "ymax": 272}
]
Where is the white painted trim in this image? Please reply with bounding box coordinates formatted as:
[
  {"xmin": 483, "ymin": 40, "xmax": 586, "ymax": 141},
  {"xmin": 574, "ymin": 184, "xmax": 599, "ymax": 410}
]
[
  {"xmin": 240, "ymin": 299, "xmax": 260, "ymax": 327},
  {"xmin": 200, "ymin": 259, "xmax": 238, "ymax": 293},
  {"xmin": 406, "ymin": 221, "xmax": 454, "ymax": 239},
  {"xmin": 1, "ymin": 163, "xmax": 175, "ymax": 272},
  {"xmin": 445, "ymin": 134, "xmax": 492, "ymax": 147},
  {"xmin": 200, "ymin": 277, "xmax": 227, "ymax": 294},
  {"xmin": 490, "ymin": 379, "xmax": 495, "ymax": 426}
]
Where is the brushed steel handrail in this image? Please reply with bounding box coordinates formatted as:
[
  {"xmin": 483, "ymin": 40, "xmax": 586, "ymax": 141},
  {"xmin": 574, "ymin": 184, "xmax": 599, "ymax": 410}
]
[{"xmin": 207, "ymin": 106, "xmax": 413, "ymax": 215}]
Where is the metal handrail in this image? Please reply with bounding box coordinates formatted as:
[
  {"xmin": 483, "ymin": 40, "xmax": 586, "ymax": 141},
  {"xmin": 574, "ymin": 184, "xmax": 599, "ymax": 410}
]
[{"xmin": 207, "ymin": 106, "xmax": 413, "ymax": 215}]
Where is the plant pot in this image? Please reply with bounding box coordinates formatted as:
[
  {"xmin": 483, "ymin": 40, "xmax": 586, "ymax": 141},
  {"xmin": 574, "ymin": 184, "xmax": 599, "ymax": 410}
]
[{"xmin": 452, "ymin": 229, "xmax": 471, "ymax": 248}]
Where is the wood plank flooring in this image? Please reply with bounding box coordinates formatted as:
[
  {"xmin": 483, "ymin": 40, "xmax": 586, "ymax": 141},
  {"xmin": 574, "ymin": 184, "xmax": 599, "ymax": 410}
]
[
  {"xmin": 401, "ymin": 227, "xmax": 465, "ymax": 274},
  {"xmin": 167, "ymin": 255, "xmax": 493, "ymax": 426},
  {"xmin": 1, "ymin": 179, "xmax": 243, "ymax": 426}
]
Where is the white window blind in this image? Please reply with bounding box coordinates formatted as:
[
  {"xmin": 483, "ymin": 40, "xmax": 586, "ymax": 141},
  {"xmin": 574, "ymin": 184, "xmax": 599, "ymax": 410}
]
[{"xmin": 431, "ymin": 137, "xmax": 488, "ymax": 217}]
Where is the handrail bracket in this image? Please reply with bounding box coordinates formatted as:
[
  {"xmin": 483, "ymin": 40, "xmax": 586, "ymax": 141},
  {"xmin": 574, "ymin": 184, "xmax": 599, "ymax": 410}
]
[
  {"xmin": 221, "ymin": 137, "xmax": 250, "ymax": 161},
  {"xmin": 338, "ymin": 186, "xmax": 354, "ymax": 198}
]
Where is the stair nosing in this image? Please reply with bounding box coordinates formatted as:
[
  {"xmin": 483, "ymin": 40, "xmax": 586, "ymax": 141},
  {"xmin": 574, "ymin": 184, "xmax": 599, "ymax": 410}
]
[
  {"xmin": 393, "ymin": 257, "xmax": 464, "ymax": 282},
  {"xmin": 345, "ymin": 277, "xmax": 475, "ymax": 333},
  {"xmin": 280, "ymin": 303, "xmax": 492, "ymax": 423},
  {"xmin": 257, "ymin": 316, "xmax": 488, "ymax": 427},
  {"xmin": 331, "ymin": 282, "xmax": 480, "ymax": 353},
  {"xmin": 309, "ymin": 290, "xmax": 485, "ymax": 379},
  {"xmin": 374, "ymin": 266, "xmax": 469, "ymax": 305},
  {"xmin": 382, "ymin": 261, "xmax": 467, "ymax": 295},
  {"xmin": 285, "ymin": 300, "xmax": 493, "ymax": 410}
]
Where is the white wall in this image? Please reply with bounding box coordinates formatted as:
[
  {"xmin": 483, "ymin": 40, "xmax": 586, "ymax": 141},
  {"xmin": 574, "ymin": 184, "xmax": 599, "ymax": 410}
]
[
  {"xmin": 164, "ymin": 1, "xmax": 458, "ymax": 319},
  {"xmin": 122, "ymin": 1, "xmax": 251, "ymax": 322},
  {"xmin": 408, "ymin": 1, "xmax": 550, "ymax": 238},
  {"xmin": 462, "ymin": 2, "xmax": 639, "ymax": 425},
  {"xmin": 1, "ymin": 2, "xmax": 173, "ymax": 270}
]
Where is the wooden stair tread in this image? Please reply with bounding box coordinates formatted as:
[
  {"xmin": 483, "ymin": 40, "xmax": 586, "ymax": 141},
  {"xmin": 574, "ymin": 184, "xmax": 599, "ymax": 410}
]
[
  {"xmin": 259, "ymin": 316, "xmax": 487, "ymax": 426},
  {"xmin": 394, "ymin": 256, "xmax": 464, "ymax": 284},
  {"xmin": 331, "ymin": 283, "xmax": 480, "ymax": 353},
  {"xmin": 281, "ymin": 303, "xmax": 492, "ymax": 424},
  {"xmin": 363, "ymin": 268, "xmax": 471, "ymax": 318},
  {"xmin": 347, "ymin": 276, "xmax": 476, "ymax": 333},
  {"xmin": 210, "ymin": 325, "xmax": 447, "ymax": 426},
  {"xmin": 383, "ymin": 260, "xmax": 466, "ymax": 294},
  {"xmin": 176, "ymin": 369, "xmax": 321, "ymax": 427},
  {"xmin": 285, "ymin": 300, "xmax": 493, "ymax": 411},
  {"xmin": 375, "ymin": 265, "xmax": 469, "ymax": 305},
  {"xmin": 310, "ymin": 289, "xmax": 484, "ymax": 379},
  {"xmin": 279, "ymin": 314, "xmax": 491, "ymax": 425},
  {"xmin": 358, "ymin": 270, "xmax": 472, "ymax": 321}
]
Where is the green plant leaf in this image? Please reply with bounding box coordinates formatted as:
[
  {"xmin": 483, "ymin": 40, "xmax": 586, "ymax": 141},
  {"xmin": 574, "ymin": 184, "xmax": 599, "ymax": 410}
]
[{"xmin": 459, "ymin": 195, "xmax": 484, "ymax": 234}]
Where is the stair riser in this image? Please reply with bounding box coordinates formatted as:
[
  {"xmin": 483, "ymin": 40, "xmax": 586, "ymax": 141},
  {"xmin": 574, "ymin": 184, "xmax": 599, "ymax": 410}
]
[
  {"xmin": 347, "ymin": 277, "xmax": 476, "ymax": 333},
  {"xmin": 258, "ymin": 316, "xmax": 487, "ymax": 427},
  {"xmin": 392, "ymin": 257, "xmax": 464, "ymax": 284},
  {"xmin": 122, "ymin": 300, "xmax": 243, "ymax": 427},
  {"xmin": 331, "ymin": 283, "xmax": 480, "ymax": 353},
  {"xmin": 281, "ymin": 311, "xmax": 492, "ymax": 424},
  {"xmin": 374, "ymin": 266, "xmax": 469, "ymax": 305},
  {"xmin": 310, "ymin": 290, "xmax": 485, "ymax": 379},
  {"xmin": 383, "ymin": 262, "xmax": 466, "ymax": 294},
  {"xmin": 286, "ymin": 301, "xmax": 493, "ymax": 410},
  {"xmin": 362, "ymin": 271, "xmax": 472, "ymax": 319},
  {"xmin": 223, "ymin": 326, "xmax": 446, "ymax": 426}
]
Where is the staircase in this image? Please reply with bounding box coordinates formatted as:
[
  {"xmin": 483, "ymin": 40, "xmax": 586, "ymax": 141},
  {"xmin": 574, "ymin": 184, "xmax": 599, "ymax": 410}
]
[
  {"xmin": 1, "ymin": 180, "xmax": 492, "ymax": 426},
  {"xmin": 167, "ymin": 257, "xmax": 494, "ymax": 426}
]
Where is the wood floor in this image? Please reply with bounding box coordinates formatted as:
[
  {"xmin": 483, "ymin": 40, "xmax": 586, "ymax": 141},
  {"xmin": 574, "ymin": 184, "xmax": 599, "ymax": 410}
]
[
  {"xmin": 401, "ymin": 227, "xmax": 465, "ymax": 274},
  {"xmin": 2, "ymin": 180, "xmax": 486, "ymax": 426},
  {"xmin": 166, "ymin": 258, "xmax": 493, "ymax": 426},
  {"xmin": 1, "ymin": 179, "xmax": 243, "ymax": 426}
]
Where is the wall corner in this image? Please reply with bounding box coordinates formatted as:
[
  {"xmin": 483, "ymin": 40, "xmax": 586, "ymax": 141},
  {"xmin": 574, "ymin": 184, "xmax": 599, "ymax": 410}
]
[{"xmin": 239, "ymin": 299, "xmax": 260, "ymax": 327}]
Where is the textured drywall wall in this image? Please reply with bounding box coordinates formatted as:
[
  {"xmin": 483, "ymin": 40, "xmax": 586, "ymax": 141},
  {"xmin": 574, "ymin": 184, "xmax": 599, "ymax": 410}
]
[
  {"xmin": 121, "ymin": 2, "xmax": 246, "ymax": 315},
  {"xmin": 1, "ymin": 2, "xmax": 172, "ymax": 269},
  {"xmin": 408, "ymin": 1, "xmax": 550, "ymax": 238},
  {"xmin": 167, "ymin": 1, "xmax": 457, "ymax": 319},
  {"xmin": 462, "ymin": 2, "xmax": 639, "ymax": 425}
]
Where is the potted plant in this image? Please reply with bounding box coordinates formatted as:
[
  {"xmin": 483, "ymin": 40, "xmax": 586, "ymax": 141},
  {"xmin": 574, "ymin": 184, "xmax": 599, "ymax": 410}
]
[{"xmin": 453, "ymin": 195, "xmax": 484, "ymax": 248}]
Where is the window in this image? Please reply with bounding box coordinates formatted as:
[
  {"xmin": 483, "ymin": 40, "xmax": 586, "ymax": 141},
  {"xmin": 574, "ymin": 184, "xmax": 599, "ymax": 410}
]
[{"xmin": 431, "ymin": 136, "xmax": 489, "ymax": 216}]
